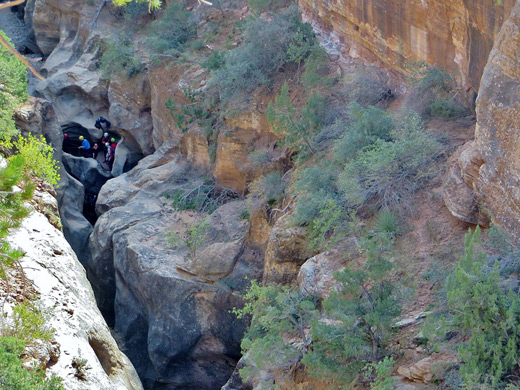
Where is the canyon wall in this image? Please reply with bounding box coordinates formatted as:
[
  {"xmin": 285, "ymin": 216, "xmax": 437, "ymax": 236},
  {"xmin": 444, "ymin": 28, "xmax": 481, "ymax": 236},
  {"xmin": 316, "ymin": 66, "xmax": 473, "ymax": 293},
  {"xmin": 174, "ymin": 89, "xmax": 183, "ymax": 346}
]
[
  {"xmin": 6, "ymin": 190, "xmax": 142, "ymax": 390},
  {"xmin": 299, "ymin": 0, "xmax": 515, "ymax": 92},
  {"xmin": 445, "ymin": 0, "xmax": 520, "ymax": 238}
]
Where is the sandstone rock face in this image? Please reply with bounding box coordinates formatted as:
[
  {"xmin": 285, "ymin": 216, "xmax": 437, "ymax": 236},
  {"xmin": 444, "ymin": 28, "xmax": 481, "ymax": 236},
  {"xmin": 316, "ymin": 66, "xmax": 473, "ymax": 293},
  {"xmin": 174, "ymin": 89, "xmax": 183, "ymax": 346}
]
[
  {"xmin": 298, "ymin": 0, "xmax": 515, "ymax": 92},
  {"xmin": 7, "ymin": 200, "xmax": 142, "ymax": 390},
  {"xmin": 89, "ymin": 141, "xmax": 264, "ymax": 389},
  {"xmin": 449, "ymin": 0, "xmax": 520, "ymax": 237},
  {"xmin": 263, "ymin": 215, "xmax": 314, "ymax": 284},
  {"xmin": 443, "ymin": 141, "xmax": 489, "ymax": 226}
]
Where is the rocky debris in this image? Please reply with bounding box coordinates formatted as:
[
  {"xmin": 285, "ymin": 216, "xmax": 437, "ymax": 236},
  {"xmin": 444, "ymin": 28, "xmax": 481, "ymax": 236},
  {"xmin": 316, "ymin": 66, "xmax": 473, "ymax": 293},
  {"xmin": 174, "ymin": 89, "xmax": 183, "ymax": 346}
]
[
  {"xmin": 397, "ymin": 354, "xmax": 457, "ymax": 384},
  {"xmin": 298, "ymin": 0, "xmax": 515, "ymax": 92},
  {"xmin": 394, "ymin": 312, "xmax": 429, "ymax": 329},
  {"xmin": 6, "ymin": 199, "xmax": 142, "ymax": 390}
]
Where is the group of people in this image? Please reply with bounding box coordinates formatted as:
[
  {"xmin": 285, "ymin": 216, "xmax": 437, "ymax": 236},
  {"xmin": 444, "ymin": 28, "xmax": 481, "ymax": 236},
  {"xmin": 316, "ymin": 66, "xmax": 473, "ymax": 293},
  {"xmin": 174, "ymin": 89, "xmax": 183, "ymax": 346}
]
[{"xmin": 64, "ymin": 117, "xmax": 118, "ymax": 170}]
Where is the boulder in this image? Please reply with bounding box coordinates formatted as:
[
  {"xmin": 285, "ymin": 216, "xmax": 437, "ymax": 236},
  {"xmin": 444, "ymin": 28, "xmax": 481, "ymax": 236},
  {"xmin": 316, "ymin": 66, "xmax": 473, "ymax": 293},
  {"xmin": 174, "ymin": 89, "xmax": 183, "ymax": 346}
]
[{"xmin": 263, "ymin": 216, "xmax": 314, "ymax": 285}]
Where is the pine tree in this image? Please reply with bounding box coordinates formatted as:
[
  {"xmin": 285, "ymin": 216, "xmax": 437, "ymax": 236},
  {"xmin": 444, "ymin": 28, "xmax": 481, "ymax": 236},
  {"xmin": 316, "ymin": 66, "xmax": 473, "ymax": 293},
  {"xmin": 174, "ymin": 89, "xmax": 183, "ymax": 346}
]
[
  {"xmin": 303, "ymin": 240, "xmax": 401, "ymax": 387},
  {"xmin": 446, "ymin": 227, "xmax": 520, "ymax": 387}
]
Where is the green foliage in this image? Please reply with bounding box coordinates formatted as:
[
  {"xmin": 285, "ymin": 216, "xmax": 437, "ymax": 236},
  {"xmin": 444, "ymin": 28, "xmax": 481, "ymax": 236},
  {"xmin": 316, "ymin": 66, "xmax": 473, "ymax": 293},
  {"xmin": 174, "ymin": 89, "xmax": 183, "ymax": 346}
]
[
  {"xmin": 165, "ymin": 88, "xmax": 219, "ymax": 134},
  {"xmin": 201, "ymin": 51, "xmax": 225, "ymax": 71},
  {"xmin": 99, "ymin": 36, "xmax": 143, "ymax": 79},
  {"xmin": 166, "ymin": 183, "xmax": 236, "ymax": 214},
  {"xmin": 247, "ymin": 0, "xmax": 292, "ymax": 14},
  {"xmin": 0, "ymin": 337, "xmax": 63, "ymax": 390},
  {"xmin": 233, "ymin": 280, "xmax": 317, "ymax": 385},
  {"xmin": 249, "ymin": 171, "xmax": 286, "ymax": 207},
  {"xmin": 145, "ymin": 2, "xmax": 196, "ymax": 56},
  {"xmin": 445, "ymin": 227, "xmax": 520, "ymax": 387},
  {"xmin": 212, "ymin": 6, "xmax": 317, "ymax": 102},
  {"xmin": 267, "ymin": 81, "xmax": 327, "ymax": 160},
  {"xmin": 2, "ymin": 301, "xmax": 53, "ymax": 343},
  {"xmin": 338, "ymin": 111, "xmax": 441, "ymax": 211},
  {"xmin": 291, "ymin": 164, "xmax": 339, "ymax": 226},
  {"xmin": 365, "ymin": 357, "xmax": 397, "ymax": 390},
  {"xmin": 373, "ymin": 210, "xmax": 401, "ymax": 238},
  {"xmin": 0, "ymin": 31, "xmax": 27, "ymax": 144},
  {"xmin": 185, "ymin": 219, "xmax": 211, "ymax": 259},
  {"xmin": 303, "ymin": 244, "xmax": 400, "ymax": 385},
  {"xmin": 301, "ymin": 46, "xmax": 333, "ymax": 91},
  {"xmin": 349, "ymin": 72, "xmax": 393, "ymax": 108},
  {"xmin": 406, "ymin": 62, "xmax": 468, "ymax": 118},
  {"xmin": 308, "ymin": 199, "xmax": 348, "ymax": 252},
  {"xmin": 0, "ymin": 156, "xmax": 34, "ymax": 276},
  {"xmin": 11, "ymin": 134, "xmax": 60, "ymax": 186},
  {"xmin": 112, "ymin": 0, "xmax": 162, "ymax": 11},
  {"xmin": 333, "ymin": 103, "xmax": 394, "ymax": 162}
]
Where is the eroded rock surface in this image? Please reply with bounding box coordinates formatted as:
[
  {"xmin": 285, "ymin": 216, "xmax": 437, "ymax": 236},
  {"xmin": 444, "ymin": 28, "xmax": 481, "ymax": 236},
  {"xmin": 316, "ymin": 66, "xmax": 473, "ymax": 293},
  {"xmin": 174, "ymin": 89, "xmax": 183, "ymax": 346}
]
[
  {"xmin": 444, "ymin": 0, "xmax": 520, "ymax": 237},
  {"xmin": 6, "ymin": 197, "xmax": 142, "ymax": 390},
  {"xmin": 89, "ymin": 141, "xmax": 263, "ymax": 389},
  {"xmin": 299, "ymin": 0, "xmax": 515, "ymax": 92}
]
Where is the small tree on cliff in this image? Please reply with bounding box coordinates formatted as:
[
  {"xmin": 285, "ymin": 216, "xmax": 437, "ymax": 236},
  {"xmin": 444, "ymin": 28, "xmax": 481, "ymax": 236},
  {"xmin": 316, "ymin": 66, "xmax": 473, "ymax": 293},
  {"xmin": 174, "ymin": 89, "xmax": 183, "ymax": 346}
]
[
  {"xmin": 445, "ymin": 227, "xmax": 520, "ymax": 387},
  {"xmin": 302, "ymin": 239, "xmax": 401, "ymax": 387},
  {"xmin": 233, "ymin": 280, "xmax": 318, "ymax": 387}
]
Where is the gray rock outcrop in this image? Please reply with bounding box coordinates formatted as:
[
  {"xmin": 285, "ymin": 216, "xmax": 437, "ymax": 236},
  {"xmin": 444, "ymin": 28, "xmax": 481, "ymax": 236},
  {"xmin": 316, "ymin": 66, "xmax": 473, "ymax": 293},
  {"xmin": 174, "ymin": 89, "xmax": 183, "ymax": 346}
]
[
  {"xmin": 88, "ymin": 140, "xmax": 264, "ymax": 389},
  {"xmin": 6, "ymin": 195, "xmax": 142, "ymax": 390}
]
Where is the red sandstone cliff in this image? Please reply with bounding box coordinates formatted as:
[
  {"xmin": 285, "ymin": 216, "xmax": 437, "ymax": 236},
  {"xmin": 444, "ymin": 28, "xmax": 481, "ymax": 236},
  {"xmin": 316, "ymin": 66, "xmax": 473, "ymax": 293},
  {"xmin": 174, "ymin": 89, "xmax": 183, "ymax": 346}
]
[{"xmin": 298, "ymin": 0, "xmax": 514, "ymax": 92}]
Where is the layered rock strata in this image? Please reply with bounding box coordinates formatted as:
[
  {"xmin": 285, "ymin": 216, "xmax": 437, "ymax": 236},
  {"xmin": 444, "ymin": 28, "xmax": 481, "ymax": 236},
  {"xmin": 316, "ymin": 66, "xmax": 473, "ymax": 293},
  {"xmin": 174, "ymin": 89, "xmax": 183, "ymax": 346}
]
[
  {"xmin": 444, "ymin": 0, "xmax": 520, "ymax": 237},
  {"xmin": 299, "ymin": 0, "xmax": 515, "ymax": 92}
]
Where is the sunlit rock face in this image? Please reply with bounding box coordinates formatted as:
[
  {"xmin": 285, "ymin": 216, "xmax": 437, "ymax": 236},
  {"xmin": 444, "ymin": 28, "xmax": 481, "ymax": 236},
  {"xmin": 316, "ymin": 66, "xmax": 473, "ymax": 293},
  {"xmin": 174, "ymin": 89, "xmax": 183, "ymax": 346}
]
[
  {"xmin": 298, "ymin": 0, "xmax": 515, "ymax": 92},
  {"xmin": 472, "ymin": 0, "xmax": 520, "ymax": 237},
  {"xmin": 6, "ymin": 195, "xmax": 142, "ymax": 390}
]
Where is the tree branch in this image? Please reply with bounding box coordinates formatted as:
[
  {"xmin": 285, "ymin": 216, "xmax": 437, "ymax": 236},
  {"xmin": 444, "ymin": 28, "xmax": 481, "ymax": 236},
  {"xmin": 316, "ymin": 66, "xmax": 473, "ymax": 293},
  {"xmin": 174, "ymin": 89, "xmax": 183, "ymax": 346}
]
[{"xmin": 0, "ymin": 0, "xmax": 46, "ymax": 81}]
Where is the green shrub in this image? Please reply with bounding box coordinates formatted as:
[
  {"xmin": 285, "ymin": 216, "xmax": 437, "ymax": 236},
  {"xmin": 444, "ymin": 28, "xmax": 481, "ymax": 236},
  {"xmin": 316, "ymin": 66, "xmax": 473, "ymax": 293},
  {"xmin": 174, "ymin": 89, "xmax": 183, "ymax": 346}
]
[
  {"xmin": 0, "ymin": 31, "xmax": 27, "ymax": 143},
  {"xmin": 2, "ymin": 301, "xmax": 53, "ymax": 343},
  {"xmin": 301, "ymin": 46, "xmax": 333, "ymax": 91},
  {"xmin": 100, "ymin": 36, "xmax": 143, "ymax": 79},
  {"xmin": 333, "ymin": 103, "xmax": 394, "ymax": 163},
  {"xmin": 185, "ymin": 219, "xmax": 211, "ymax": 260},
  {"xmin": 201, "ymin": 51, "xmax": 225, "ymax": 71},
  {"xmin": 349, "ymin": 73, "xmax": 393, "ymax": 108},
  {"xmin": 267, "ymin": 81, "xmax": 327, "ymax": 160},
  {"xmin": 406, "ymin": 62, "xmax": 468, "ymax": 118},
  {"xmin": 445, "ymin": 227, "xmax": 520, "ymax": 387},
  {"xmin": 233, "ymin": 280, "xmax": 318, "ymax": 386},
  {"xmin": 145, "ymin": 2, "xmax": 196, "ymax": 56},
  {"xmin": 303, "ymin": 247, "xmax": 400, "ymax": 386},
  {"xmin": 308, "ymin": 199, "xmax": 352, "ymax": 252},
  {"xmin": 291, "ymin": 165, "xmax": 339, "ymax": 226},
  {"xmin": 212, "ymin": 6, "xmax": 316, "ymax": 102},
  {"xmin": 247, "ymin": 0, "xmax": 292, "ymax": 14},
  {"xmin": 166, "ymin": 183, "xmax": 237, "ymax": 214},
  {"xmin": 338, "ymin": 111, "xmax": 442, "ymax": 211},
  {"xmin": 0, "ymin": 337, "xmax": 63, "ymax": 390},
  {"xmin": 373, "ymin": 210, "xmax": 401, "ymax": 238},
  {"xmin": 11, "ymin": 134, "xmax": 60, "ymax": 186},
  {"xmin": 249, "ymin": 171, "xmax": 286, "ymax": 207}
]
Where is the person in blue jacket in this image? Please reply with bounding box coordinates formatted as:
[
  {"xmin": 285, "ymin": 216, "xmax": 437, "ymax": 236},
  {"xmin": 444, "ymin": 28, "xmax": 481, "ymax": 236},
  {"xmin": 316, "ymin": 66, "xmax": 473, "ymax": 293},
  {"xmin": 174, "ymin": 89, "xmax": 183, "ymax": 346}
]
[{"xmin": 78, "ymin": 136, "xmax": 92, "ymax": 158}]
